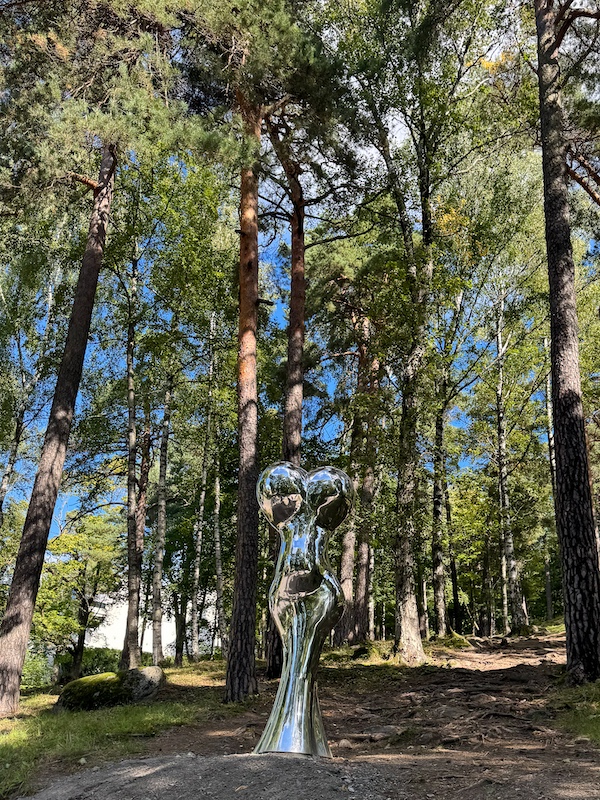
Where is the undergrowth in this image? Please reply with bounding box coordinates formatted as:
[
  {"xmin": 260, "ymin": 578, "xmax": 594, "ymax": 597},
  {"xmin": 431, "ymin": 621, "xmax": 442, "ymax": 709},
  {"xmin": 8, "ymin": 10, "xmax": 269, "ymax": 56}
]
[{"xmin": 551, "ymin": 682, "xmax": 600, "ymax": 744}]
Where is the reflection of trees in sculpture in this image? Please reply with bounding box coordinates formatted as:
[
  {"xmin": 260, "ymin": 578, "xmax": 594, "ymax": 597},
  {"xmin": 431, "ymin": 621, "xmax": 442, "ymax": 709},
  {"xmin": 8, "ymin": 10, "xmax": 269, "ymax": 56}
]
[{"xmin": 255, "ymin": 463, "xmax": 354, "ymax": 757}]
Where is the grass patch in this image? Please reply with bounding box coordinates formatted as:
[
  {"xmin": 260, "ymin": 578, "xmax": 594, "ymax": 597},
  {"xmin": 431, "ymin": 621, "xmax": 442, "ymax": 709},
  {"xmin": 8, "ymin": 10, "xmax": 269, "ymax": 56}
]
[
  {"xmin": 424, "ymin": 633, "xmax": 471, "ymax": 653},
  {"xmin": 550, "ymin": 681, "xmax": 600, "ymax": 744},
  {"xmin": 0, "ymin": 661, "xmax": 248, "ymax": 800}
]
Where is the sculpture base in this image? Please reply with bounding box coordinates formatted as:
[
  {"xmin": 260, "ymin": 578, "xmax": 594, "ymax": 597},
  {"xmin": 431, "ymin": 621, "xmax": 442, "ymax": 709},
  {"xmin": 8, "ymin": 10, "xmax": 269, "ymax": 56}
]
[{"xmin": 253, "ymin": 678, "xmax": 331, "ymax": 758}]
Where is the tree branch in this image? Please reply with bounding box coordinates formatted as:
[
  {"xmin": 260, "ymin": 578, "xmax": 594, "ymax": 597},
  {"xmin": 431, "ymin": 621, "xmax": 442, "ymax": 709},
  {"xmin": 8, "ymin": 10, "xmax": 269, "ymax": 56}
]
[
  {"xmin": 556, "ymin": 9, "xmax": 600, "ymax": 51},
  {"xmin": 555, "ymin": 0, "xmax": 577, "ymax": 26},
  {"xmin": 568, "ymin": 166, "xmax": 600, "ymax": 206},
  {"xmin": 67, "ymin": 172, "xmax": 99, "ymax": 192}
]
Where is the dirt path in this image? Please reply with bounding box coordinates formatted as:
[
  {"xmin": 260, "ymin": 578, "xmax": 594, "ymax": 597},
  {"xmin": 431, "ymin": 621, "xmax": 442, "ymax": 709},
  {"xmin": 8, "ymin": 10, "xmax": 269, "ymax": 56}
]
[{"xmin": 22, "ymin": 635, "xmax": 600, "ymax": 800}]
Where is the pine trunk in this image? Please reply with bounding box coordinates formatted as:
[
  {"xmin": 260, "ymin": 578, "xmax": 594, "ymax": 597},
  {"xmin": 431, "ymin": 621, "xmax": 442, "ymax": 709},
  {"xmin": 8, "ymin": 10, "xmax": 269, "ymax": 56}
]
[
  {"xmin": 152, "ymin": 380, "xmax": 172, "ymax": 666},
  {"xmin": 535, "ymin": 0, "xmax": 600, "ymax": 682},
  {"xmin": 224, "ymin": 96, "xmax": 262, "ymax": 703},
  {"xmin": 496, "ymin": 301, "xmax": 528, "ymax": 634},
  {"xmin": 121, "ymin": 259, "xmax": 142, "ymax": 671},
  {"xmin": 0, "ymin": 145, "xmax": 115, "ymax": 717}
]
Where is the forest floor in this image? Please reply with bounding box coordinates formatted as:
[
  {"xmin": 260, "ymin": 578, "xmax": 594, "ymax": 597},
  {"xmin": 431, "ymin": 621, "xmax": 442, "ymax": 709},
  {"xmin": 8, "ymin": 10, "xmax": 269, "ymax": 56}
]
[{"xmin": 11, "ymin": 632, "xmax": 600, "ymax": 800}]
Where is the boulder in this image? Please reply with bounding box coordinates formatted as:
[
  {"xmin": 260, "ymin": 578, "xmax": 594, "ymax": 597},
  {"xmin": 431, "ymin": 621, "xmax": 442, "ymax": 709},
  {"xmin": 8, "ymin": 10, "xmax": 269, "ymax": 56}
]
[
  {"xmin": 56, "ymin": 667, "xmax": 165, "ymax": 711},
  {"xmin": 122, "ymin": 666, "xmax": 165, "ymax": 702},
  {"xmin": 55, "ymin": 672, "xmax": 127, "ymax": 711}
]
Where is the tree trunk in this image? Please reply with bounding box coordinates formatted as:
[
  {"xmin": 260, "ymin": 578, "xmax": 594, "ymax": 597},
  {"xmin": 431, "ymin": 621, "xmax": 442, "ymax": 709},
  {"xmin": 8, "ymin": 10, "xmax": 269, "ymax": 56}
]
[
  {"xmin": 354, "ymin": 522, "xmax": 371, "ymax": 643},
  {"xmin": 173, "ymin": 592, "xmax": 187, "ymax": 668},
  {"xmin": 224, "ymin": 95, "xmax": 262, "ymax": 703},
  {"xmin": 213, "ymin": 448, "xmax": 228, "ymax": 660},
  {"xmin": 152, "ymin": 379, "xmax": 172, "ymax": 666},
  {"xmin": 495, "ymin": 300, "xmax": 528, "ymax": 634},
  {"xmin": 264, "ymin": 122, "xmax": 306, "ymax": 678},
  {"xmin": 191, "ymin": 381, "xmax": 212, "ymax": 661},
  {"xmin": 394, "ymin": 380, "xmax": 426, "ymax": 664},
  {"xmin": 190, "ymin": 504, "xmax": 206, "ymax": 660},
  {"xmin": 534, "ymin": 0, "xmax": 600, "ymax": 682},
  {"xmin": 0, "ymin": 413, "xmax": 24, "ymax": 531},
  {"xmin": 0, "ymin": 145, "xmax": 115, "ymax": 717},
  {"xmin": 545, "ymin": 341, "xmax": 556, "ymax": 620},
  {"xmin": 135, "ymin": 404, "xmax": 151, "ymax": 655},
  {"xmin": 431, "ymin": 404, "xmax": 447, "ymax": 637},
  {"xmin": 443, "ymin": 471, "xmax": 462, "ymax": 634},
  {"xmin": 121, "ymin": 257, "xmax": 142, "ymax": 671}
]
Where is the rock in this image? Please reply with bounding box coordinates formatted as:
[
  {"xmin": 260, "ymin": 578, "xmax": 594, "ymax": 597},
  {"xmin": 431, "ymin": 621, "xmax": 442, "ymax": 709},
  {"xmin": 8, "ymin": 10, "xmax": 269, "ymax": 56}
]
[
  {"xmin": 56, "ymin": 667, "xmax": 165, "ymax": 711},
  {"xmin": 122, "ymin": 667, "xmax": 165, "ymax": 702},
  {"xmin": 55, "ymin": 672, "xmax": 127, "ymax": 711}
]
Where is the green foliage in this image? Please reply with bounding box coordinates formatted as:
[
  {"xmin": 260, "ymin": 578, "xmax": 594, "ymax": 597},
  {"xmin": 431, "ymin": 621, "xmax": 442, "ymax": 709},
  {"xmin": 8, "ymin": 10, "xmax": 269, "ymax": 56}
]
[{"xmin": 20, "ymin": 652, "xmax": 53, "ymax": 690}]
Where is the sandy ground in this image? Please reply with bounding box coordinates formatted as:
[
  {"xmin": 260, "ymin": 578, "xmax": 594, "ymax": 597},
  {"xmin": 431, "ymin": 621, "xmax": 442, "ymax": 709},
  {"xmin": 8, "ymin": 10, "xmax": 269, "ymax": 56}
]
[{"xmin": 20, "ymin": 634, "xmax": 600, "ymax": 800}]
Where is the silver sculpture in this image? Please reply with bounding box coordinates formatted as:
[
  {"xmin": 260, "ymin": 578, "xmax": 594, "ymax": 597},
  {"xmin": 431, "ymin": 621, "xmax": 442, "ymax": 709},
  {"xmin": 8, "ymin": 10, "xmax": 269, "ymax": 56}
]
[{"xmin": 254, "ymin": 462, "xmax": 354, "ymax": 757}]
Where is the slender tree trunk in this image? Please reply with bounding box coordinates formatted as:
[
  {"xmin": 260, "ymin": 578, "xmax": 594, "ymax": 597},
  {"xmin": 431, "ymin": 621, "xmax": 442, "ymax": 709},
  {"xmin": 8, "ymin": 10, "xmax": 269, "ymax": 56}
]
[
  {"xmin": 190, "ymin": 506, "xmax": 206, "ymax": 660},
  {"xmin": 191, "ymin": 394, "xmax": 212, "ymax": 660},
  {"xmin": 135, "ymin": 404, "xmax": 151, "ymax": 656},
  {"xmin": 213, "ymin": 449, "xmax": 228, "ymax": 659},
  {"xmin": 354, "ymin": 524, "xmax": 371, "ymax": 642},
  {"xmin": 0, "ymin": 276, "xmax": 57, "ymax": 531},
  {"xmin": 443, "ymin": 472, "xmax": 462, "ymax": 634},
  {"xmin": 225, "ymin": 96, "xmax": 262, "ymax": 703},
  {"xmin": 431, "ymin": 404, "xmax": 447, "ymax": 637},
  {"xmin": 545, "ymin": 341, "xmax": 556, "ymax": 620},
  {"xmin": 495, "ymin": 301, "xmax": 528, "ymax": 634},
  {"xmin": 70, "ymin": 569, "xmax": 97, "ymax": 681},
  {"xmin": 0, "ymin": 146, "xmax": 115, "ymax": 717},
  {"xmin": 0, "ymin": 412, "xmax": 24, "ymax": 531},
  {"xmin": 368, "ymin": 546, "xmax": 375, "ymax": 641},
  {"xmin": 121, "ymin": 257, "xmax": 142, "ymax": 671},
  {"xmin": 173, "ymin": 592, "xmax": 187, "ymax": 668},
  {"xmin": 535, "ymin": 0, "xmax": 600, "ymax": 682},
  {"xmin": 355, "ymin": 353, "xmax": 380, "ymax": 643},
  {"xmin": 152, "ymin": 380, "xmax": 172, "ymax": 666},
  {"xmin": 264, "ymin": 122, "xmax": 306, "ymax": 677}
]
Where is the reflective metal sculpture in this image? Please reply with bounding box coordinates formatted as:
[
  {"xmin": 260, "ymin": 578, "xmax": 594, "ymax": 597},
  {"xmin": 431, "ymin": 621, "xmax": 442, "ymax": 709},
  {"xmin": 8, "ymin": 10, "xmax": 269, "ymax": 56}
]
[{"xmin": 254, "ymin": 462, "xmax": 354, "ymax": 757}]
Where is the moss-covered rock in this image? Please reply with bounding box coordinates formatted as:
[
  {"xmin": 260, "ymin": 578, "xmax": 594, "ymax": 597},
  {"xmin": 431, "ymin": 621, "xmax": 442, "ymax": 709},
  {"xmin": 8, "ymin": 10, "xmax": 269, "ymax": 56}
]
[
  {"xmin": 56, "ymin": 667, "xmax": 166, "ymax": 712},
  {"xmin": 56, "ymin": 672, "xmax": 127, "ymax": 711}
]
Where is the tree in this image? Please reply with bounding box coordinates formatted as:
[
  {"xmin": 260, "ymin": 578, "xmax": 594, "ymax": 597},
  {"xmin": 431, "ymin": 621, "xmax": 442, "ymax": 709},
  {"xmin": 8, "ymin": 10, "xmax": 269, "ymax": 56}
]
[
  {"xmin": 0, "ymin": 145, "xmax": 116, "ymax": 717},
  {"xmin": 534, "ymin": 0, "xmax": 600, "ymax": 682}
]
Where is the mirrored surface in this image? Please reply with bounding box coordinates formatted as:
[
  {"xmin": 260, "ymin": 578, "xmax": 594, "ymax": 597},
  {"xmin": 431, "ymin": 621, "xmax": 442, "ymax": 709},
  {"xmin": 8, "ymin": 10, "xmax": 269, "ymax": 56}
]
[{"xmin": 255, "ymin": 463, "xmax": 354, "ymax": 757}]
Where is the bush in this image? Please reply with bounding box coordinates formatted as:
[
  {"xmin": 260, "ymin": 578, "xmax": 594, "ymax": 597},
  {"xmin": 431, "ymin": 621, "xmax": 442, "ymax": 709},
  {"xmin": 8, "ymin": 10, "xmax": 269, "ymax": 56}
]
[
  {"xmin": 55, "ymin": 648, "xmax": 154, "ymax": 683},
  {"xmin": 21, "ymin": 651, "xmax": 53, "ymax": 689}
]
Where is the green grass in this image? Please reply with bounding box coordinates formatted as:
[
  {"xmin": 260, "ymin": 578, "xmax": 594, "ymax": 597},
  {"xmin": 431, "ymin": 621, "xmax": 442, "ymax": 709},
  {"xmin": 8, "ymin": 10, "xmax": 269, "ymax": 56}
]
[
  {"xmin": 424, "ymin": 633, "xmax": 471, "ymax": 652},
  {"xmin": 550, "ymin": 681, "xmax": 600, "ymax": 744},
  {"xmin": 0, "ymin": 662, "xmax": 249, "ymax": 800},
  {"xmin": 542, "ymin": 618, "xmax": 566, "ymax": 635}
]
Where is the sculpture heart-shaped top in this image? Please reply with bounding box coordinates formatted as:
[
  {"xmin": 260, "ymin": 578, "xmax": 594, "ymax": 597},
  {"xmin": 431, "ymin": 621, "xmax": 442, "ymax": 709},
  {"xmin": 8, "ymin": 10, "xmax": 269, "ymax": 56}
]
[{"xmin": 256, "ymin": 462, "xmax": 354, "ymax": 531}]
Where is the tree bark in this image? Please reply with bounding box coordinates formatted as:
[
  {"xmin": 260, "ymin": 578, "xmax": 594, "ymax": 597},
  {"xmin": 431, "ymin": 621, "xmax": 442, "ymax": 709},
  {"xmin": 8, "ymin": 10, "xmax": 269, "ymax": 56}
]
[
  {"xmin": 121, "ymin": 257, "xmax": 142, "ymax": 671},
  {"xmin": 545, "ymin": 343, "xmax": 556, "ymax": 620},
  {"xmin": 394, "ymin": 379, "xmax": 426, "ymax": 664},
  {"xmin": 191, "ymin": 364, "xmax": 213, "ymax": 661},
  {"xmin": 495, "ymin": 299, "xmax": 528, "ymax": 634},
  {"xmin": 135, "ymin": 403, "xmax": 151, "ymax": 646},
  {"xmin": 444, "ymin": 477, "xmax": 462, "ymax": 634},
  {"xmin": 213, "ymin": 446, "xmax": 228, "ymax": 659},
  {"xmin": 152, "ymin": 380, "xmax": 172, "ymax": 666},
  {"xmin": 0, "ymin": 145, "xmax": 116, "ymax": 717},
  {"xmin": 534, "ymin": 0, "xmax": 600, "ymax": 682},
  {"xmin": 431, "ymin": 404, "xmax": 447, "ymax": 637},
  {"xmin": 224, "ymin": 95, "xmax": 262, "ymax": 703}
]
